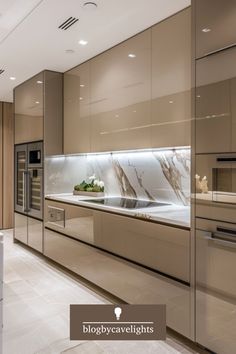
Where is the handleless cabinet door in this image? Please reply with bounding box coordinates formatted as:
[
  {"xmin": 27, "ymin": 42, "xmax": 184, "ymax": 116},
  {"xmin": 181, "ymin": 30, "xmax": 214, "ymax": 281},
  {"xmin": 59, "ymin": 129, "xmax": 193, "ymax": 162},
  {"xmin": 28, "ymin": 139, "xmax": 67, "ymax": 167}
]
[
  {"xmin": 14, "ymin": 72, "xmax": 43, "ymax": 144},
  {"xmin": 196, "ymin": 219, "xmax": 236, "ymax": 354},
  {"xmin": 28, "ymin": 217, "xmax": 43, "ymax": 252},
  {"xmin": 64, "ymin": 62, "xmax": 90, "ymax": 154},
  {"xmin": 0, "ymin": 103, "xmax": 2, "ymax": 229},
  {"xmin": 151, "ymin": 8, "xmax": 191, "ymax": 149},
  {"xmin": 195, "ymin": 0, "xmax": 236, "ymax": 59},
  {"xmin": 14, "ymin": 212, "xmax": 27, "ymax": 244},
  {"xmin": 96, "ymin": 212, "xmax": 190, "ymax": 283},
  {"xmin": 196, "ymin": 46, "xmax": 236, "ymax": 153},
  {"xmin": 90, "ymin": 29, "xmax": 152, "ymax": 152}
]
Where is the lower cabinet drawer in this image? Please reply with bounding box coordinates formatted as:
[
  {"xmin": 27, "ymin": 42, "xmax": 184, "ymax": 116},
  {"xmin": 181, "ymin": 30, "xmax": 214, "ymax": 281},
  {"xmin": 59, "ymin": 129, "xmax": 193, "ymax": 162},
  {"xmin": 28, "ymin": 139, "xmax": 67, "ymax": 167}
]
[
  {"xmin": 44, "ymin": 228, "xmax": 191, "ymax": 339},
  {"xmin": 96, "ymin": 213, "xmax": 190, "ymax": 283}
]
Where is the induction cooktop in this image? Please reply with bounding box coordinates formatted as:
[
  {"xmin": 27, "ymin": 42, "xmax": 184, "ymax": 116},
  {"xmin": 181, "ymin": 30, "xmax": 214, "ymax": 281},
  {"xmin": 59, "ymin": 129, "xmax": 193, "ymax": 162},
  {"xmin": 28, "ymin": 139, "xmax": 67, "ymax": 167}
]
[{"xmin": 85, "ymin": 197, "xmax": 170, "ymax": 209}]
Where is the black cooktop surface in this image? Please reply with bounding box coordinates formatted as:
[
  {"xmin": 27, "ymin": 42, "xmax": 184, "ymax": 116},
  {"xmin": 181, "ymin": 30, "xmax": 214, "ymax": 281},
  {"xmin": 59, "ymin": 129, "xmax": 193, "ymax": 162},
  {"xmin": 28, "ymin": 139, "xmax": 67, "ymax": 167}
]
[{"xmin": 85, "ymin": 197, "xmax": 170, "ymax": 209}]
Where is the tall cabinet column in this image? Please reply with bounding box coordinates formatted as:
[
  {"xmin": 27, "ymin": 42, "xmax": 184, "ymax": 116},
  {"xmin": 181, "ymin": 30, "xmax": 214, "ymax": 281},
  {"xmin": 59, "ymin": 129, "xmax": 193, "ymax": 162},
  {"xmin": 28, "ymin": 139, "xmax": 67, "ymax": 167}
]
[{"xmin": 0, "ymin": 102, "xmax": 14, "ymax": 229}]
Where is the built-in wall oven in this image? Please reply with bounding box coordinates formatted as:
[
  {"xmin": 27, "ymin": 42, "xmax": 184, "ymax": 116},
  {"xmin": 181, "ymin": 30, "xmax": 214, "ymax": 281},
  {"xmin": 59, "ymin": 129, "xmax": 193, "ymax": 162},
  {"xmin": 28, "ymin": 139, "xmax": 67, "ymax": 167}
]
[
  {"xmin": 196, "ymin": 153, "xmax": 236, "ymax": 222},
  {"xmin": 14, "ymin": 141, "xmax": 43, "ymax": 252}
]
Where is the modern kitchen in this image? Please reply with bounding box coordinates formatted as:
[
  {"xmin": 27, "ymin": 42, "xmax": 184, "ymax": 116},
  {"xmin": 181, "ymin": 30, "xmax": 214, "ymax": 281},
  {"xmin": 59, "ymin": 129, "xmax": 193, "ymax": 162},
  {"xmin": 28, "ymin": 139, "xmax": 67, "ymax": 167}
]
[{"xmin": 0, "ymin": 0, "xmax": 235, "ymax": 353}]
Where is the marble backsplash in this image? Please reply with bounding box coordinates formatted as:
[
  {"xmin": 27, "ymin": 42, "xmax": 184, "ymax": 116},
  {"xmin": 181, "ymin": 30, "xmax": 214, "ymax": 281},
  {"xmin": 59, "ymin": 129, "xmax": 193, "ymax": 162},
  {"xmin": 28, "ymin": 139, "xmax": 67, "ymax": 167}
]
[{"xmin": 45, "ymin": 148, "xmax": 190, "ymax": 206}]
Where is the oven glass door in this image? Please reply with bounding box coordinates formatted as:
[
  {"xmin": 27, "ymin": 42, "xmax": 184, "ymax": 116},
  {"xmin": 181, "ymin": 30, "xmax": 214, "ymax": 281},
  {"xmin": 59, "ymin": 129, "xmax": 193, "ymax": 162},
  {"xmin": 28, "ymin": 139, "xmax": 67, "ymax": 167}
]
[
  {"xmin": 213, "ymin": 167, "xmax": 236, "ymax": 203},
  {"xmin": 28, "ymin": 168, "xmax": 43, "ymax": 219}
]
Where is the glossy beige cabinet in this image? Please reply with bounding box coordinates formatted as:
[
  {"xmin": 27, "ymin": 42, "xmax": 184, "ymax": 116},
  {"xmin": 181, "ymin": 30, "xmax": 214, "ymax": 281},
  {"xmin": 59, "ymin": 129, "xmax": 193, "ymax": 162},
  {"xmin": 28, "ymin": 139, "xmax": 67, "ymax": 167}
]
[
  {"xmin": 196, "ymin": 218, "xmax": 236, "ymax": 354},
  {"xmin": 151, "ymin": 8, "xmax": 191, "ymax": 148},
  {"xmin": 97, "ymin": 212, "xmax": 190, "ymax": 283},
  {"xmin": 14, "ymin": 70, "xmax": 63, "ymax": 156},
  {"xmin": 15, "ymin": 72, "xmax": 43, "ymax": 144},
  {"xmin": 196, "ymin": 46, "xmax": 236, "ymax": 153},
  {"xmin": 44, "ymin": 199, "xmax": 101, "ymax": 244},
  {"xmin": 28, "ymin": 217, "xmax": 43, "ymax": 252},
  {"xmin": 44, "ymin": 227, "xmax": 191, "ymax": 338},
  {"xmin": 0, "ymin": 102, "xmax": 14, "ymax": 229},
  {"xmin": 195, "ymin": 0, "xmax": 236, "ymax": 59},
  {"xmin": 63, "ymin": 9, "xmax": 190, "ymax": 153},
  {"xmin": 14, "ymin": 212, "xmax": 43, "ymax": 252},
  {"xmin": 90, "ymin": 29, "xmax": 152, "ymax": 152},
  {"xmin": 14, "ymin": 213, "xmax": 27, "ymax": 244},
  {"xmin": 64, "ymin": 63, "xmax": 90, "ymax": 154}
]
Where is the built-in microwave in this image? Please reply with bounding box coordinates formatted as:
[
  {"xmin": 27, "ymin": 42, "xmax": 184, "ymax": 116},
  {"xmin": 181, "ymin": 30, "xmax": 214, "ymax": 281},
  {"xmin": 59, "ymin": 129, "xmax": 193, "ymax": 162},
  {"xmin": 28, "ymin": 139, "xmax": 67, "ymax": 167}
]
[{"xmin": 28, "ymin": 141, "xmax": 43, "ymax": 168}]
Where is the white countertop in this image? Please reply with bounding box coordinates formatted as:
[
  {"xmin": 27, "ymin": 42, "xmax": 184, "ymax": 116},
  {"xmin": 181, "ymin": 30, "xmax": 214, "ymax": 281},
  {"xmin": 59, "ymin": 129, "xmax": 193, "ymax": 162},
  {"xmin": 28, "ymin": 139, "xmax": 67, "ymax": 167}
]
[
  {"xmin": 195, "ymin": 191, "xmax": 236, "ymax": 204},
  {"xmin": 45, "ymin": 193, "xmax": 190, "ymax": 229}
]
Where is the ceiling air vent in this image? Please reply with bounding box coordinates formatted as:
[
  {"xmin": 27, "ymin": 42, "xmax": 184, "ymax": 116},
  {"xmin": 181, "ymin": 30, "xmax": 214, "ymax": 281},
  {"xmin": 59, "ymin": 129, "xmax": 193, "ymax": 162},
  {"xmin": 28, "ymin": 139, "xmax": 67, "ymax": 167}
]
[
  {"xmin": 58, "ymin": 17, "xmax": 79, "ymax": 30},
  {"xmin": 0, "ymin": 69, "xmax": 5, "ymax": 75}
]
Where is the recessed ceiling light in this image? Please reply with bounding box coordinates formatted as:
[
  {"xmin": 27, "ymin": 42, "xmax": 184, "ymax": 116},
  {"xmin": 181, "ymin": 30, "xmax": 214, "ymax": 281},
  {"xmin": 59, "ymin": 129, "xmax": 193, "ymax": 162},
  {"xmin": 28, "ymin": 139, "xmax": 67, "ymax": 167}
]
[
  {"xmin": 169, "ymin": 100, "xmax": 174, "ymax": 104},
  {"xmin": 10, "ymin": 77, "xmax": 16, "ymax": 80},
  {"xmin": 80, "ymin": 84, "xmax": 85, "ymax": 87},
  {"xmin": 115, "ymin": 114, "xmax": 119, "ymax": 118},
  {"xmin": 35, "ymin": 101, "xmax": 40, "ymax": 104},
  {"xmin": 202, "ymin": 28, "xmax": 211, "ymax": 33},
  {"xmin": 128, "ymin": 53, "xmax": 136, "ymax": 58},
  {"xmin": 37, "ymin": 80, "xmax": 43, "ymax": 84},
  {"xmin": 65, "ymin": 49, "xmax": 75, "ymax": 54},
  {"xmin": 83, "ymin": 2, "xmax": 97, "ymax": 11},
  {"xmin": 133, "ymin": 110, "xmax": 137, "ymax": 113},
  {"xmin": 196, "ymin": 95, "xmax": 201, "ymax": 98},
  {"xmin": 79, "ymin": 97, "xmax": 83, "ymax": 100},
  {"xmin": 79, "ymin": 40, "xmax": 88, "ymax": 46}
]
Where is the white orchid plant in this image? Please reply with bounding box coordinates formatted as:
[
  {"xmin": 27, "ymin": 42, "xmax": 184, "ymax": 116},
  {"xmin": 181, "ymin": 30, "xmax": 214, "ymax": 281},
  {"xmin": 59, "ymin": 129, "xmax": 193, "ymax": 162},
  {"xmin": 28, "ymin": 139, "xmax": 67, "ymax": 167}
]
[{"xmin": 74, "ymin": 174, "xmax": 105, "ymax": 193}]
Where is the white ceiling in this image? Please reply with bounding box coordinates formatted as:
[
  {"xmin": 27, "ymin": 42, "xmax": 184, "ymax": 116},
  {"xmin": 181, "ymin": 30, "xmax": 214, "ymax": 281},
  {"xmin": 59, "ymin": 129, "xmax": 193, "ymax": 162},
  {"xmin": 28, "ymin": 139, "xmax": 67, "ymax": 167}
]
[{"xmin": 0, "ymin": 0, "xmax": 190, "ymax": 102}]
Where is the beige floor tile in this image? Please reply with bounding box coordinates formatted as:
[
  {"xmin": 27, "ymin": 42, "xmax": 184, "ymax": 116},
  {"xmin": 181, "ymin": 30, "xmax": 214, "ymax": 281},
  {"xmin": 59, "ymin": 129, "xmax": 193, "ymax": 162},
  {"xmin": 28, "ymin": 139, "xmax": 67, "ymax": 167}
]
[{"xmin": 2, "ymin": 230, "xmax": 205, "ymax": 354}]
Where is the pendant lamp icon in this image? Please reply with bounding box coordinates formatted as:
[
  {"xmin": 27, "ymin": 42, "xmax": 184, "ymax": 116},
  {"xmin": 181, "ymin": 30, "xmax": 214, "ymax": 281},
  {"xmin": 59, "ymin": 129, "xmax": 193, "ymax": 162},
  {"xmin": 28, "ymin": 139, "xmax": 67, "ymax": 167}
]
[{"xmin": 114, "ymin": 307, "xmax": 122, "ymax": 320}]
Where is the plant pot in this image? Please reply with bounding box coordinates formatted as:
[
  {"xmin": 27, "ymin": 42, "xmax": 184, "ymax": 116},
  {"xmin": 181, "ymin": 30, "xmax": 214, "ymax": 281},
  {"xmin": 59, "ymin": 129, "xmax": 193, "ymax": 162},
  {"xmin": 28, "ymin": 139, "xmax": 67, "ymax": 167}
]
[{"xmin": 73, "ymin": 190, "xmax": 105, "ymax": 197}]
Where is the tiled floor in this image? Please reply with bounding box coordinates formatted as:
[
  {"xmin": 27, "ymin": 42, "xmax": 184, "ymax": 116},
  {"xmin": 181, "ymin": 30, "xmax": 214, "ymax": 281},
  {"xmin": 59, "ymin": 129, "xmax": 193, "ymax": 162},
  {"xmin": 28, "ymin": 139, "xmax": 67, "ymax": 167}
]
[{"xmin": 2, "ymin": 229, "xmax": 206, "ymax": 354}]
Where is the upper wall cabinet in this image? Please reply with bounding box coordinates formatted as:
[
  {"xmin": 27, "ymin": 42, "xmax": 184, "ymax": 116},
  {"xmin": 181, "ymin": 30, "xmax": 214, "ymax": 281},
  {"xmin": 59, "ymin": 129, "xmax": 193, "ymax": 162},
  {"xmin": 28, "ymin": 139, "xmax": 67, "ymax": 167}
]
[
  {"xmin": 64, "ymin": 62, "xmax": 90, "ymax": 154},
  {"xmin": 90, "ymin": 29, "xmax": 152, "ymax": 152},
  {"xmin": 63, "ymin": 8, "xmax": 190, "ymax": 154},
  {"xmin": 15, "ymin": 72, "xmax": 43, "ymax": 144},
  {"xmin": 195, "ymin": 0, "xmax": 236, "ymax": 59},
  {"xmin": 196, "ymin": 46, "xmax": 236, "ymax": 153},
  {"xmin": 151, "ymin": 8, "xmax": 191, "ymax": 148},
  {"xmin": 14, "ymin": 71, "xmax": 63, "ymax": 156}
]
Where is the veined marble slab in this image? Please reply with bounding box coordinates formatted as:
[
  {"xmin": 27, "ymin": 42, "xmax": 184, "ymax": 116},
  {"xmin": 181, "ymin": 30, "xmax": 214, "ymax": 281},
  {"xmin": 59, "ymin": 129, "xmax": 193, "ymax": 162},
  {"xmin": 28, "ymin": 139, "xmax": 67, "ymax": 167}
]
[{"xmin": 45, "ymin": 148, "xmax": 190, "ymax": 207}]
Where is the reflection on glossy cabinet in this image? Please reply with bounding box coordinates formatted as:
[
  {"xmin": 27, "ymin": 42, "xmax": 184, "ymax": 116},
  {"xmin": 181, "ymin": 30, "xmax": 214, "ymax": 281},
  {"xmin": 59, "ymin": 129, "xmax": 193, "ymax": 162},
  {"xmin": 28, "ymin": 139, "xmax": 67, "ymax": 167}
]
[
  {"xmin": 15, "ymin": 72, "xmax": 44, "ymax": 144},
  {"xmin": 64, "ymin": 63, "xmax": 90, "ymax": 154},
  {"xmin": 28, "ymin": 217, "xmax": 43, "ymax": 252},
  {"xmin": 196, "ymin": 46, "xmax": 236, "ymax": 153},
  {"xmin": 151, "ymin": 8, "xmax": 191, "ymax": 148},
  {"xmin": 14, "ymin": 71, "xmax": 63, "ymax": 156},
  {"xmin": 96, "ymin": 212, "xmax": 190, "ymax": 283},
  {"xmin": 44, "ymin": 227, "xmax": 191, "ymax": 338},
  {"xmin": 90, "ymin": 29, "xmax": 151, "ymax": 152},
  {"xmin": 44, "ymin": 199, "xmax": 102, "ymax": 245},
  {"xmin": 196, "ymin": 80, "xmax": 231, "ymax": 153},
  {"xmin": 230, "ymin": 77, "xmax": 236, "ymax": 152},
  {"xmin": 195, "ymin": 0, "xmax": 236, "ymax": 59},
  {"xmin": 14, "ymin": 212, "xmax": 27, "ymax": 244}
]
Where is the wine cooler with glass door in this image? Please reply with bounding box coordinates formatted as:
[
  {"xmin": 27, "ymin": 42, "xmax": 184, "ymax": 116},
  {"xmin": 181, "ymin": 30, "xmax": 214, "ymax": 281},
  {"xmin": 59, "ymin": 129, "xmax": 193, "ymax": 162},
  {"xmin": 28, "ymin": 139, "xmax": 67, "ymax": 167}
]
[{"xmin": 14, "ymin": 141, "xmax": 43, "ymax": 252}]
